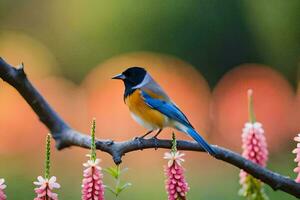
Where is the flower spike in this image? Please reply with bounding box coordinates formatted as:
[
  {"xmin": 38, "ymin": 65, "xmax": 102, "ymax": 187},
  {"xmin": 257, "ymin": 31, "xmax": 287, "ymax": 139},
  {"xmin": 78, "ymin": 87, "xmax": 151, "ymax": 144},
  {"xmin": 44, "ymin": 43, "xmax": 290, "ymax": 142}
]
[
  {"xmin": 34, "ymin": 134, "xmax": 60, "ymax": 200},
  {"xmin": 91, "ymin": 118, "xmax": 97, "ymax": 162},
  {"xmin": 0, "ymin": 178, "xmax": 7, "ymax": 200},
  {"xmin": 164, "ymin": 134, "xmax": 189, "ymax": 200},
  {"xmin": 45, "ymin": 133, "xmax": 51, "ymax": 179},
  {"xmin": 292, "ymin": 133, "xmax": 300, "ymax": 183},
  {"xmin": 247, "ymin": 89, "xmax": 256, "ymax": 123},
  {"xmin": 81, "ymin": 118, "xmax": 105, "ymax": 200},
  {"xmin": 239, "ymin": 89, "xmax": 269, "ymax": 200}
]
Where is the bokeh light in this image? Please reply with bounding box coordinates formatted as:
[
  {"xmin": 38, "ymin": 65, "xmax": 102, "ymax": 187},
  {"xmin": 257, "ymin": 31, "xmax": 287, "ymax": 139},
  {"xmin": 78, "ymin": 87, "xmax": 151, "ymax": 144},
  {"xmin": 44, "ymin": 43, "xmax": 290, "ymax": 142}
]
[
  {"xmin": 211, "ymin": 64, "xmax": 296, "ymax": 152},
  {"xmin": 0, "ymin": 31, "xmax": 58, "ymax": 78}
]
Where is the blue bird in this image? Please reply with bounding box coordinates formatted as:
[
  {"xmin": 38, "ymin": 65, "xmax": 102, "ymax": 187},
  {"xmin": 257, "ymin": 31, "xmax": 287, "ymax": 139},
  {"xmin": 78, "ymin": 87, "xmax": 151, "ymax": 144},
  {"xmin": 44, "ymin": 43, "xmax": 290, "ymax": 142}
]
[{"xmin": 112, "ymin": 67, "xmax": 215, "ymax": 156}]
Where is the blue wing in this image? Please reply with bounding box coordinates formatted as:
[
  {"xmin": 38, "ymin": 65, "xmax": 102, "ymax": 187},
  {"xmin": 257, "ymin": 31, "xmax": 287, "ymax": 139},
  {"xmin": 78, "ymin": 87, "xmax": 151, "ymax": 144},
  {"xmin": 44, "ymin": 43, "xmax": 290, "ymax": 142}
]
[
  {"xmin": 141, "ymin": 90, "xmax": 193, "ymax": 128},
  {"xmin": 141, "ymin": 90, "xmax": 216, "ymax": 156}
]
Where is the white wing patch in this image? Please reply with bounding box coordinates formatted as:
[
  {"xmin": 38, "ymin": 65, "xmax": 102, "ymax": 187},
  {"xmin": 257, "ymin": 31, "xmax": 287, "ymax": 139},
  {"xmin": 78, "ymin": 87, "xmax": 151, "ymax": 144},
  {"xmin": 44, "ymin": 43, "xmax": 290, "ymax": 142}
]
[{"xmin": 130, "ymin": 112, "xmax": 157, "ymax": 130}]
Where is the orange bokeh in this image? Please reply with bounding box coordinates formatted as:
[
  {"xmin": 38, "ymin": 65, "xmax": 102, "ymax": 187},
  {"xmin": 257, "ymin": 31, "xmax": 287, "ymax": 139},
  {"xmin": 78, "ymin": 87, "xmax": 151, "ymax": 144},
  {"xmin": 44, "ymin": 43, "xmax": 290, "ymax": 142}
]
[
  {"xmin": 294, "ymin": 80, "xmax": 300, "ymax": 134},
  {"xmin": 0, "ymin": 33, "xmax": 87, "ymax": 154},
  {"xmin": 0, "ymin": 77, "xmax": 88, "ymax": 154},
  {"xmin": 0, "ymin": 31, "xmax": 59, "ymax": 79},
  {"xmin": 211, "ymin": 64, "xmax": 296, "ymax": 152}
]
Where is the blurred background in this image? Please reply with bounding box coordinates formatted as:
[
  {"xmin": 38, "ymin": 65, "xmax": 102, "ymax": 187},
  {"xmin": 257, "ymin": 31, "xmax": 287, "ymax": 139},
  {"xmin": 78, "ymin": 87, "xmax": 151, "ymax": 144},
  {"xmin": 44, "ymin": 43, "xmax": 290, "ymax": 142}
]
[{"xmin": 0, "ymin": 0, "xmax": 299, "ymax": 199}]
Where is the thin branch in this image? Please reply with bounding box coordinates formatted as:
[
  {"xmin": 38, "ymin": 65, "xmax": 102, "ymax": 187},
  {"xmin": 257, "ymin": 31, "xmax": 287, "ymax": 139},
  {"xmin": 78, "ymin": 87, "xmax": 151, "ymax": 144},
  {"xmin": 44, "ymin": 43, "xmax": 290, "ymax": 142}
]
[{"xmin": 0, "ymin": 57, "xmax": 299, "ymax": 198}]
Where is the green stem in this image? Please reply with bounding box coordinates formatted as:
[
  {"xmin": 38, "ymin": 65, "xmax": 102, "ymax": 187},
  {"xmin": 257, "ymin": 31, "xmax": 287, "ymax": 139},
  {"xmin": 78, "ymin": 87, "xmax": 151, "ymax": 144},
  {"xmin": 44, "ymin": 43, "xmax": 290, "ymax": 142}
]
[
  {"xmin": 248, "ymin": 89, "xmax": 256, "ymax": 123},
  {"xmin": 171, "ymin": 133, "xmax": 177, "ymax": 153},
  {"xmin": 45, "ymin": 134, "xmax": 51, "ymax": 179},
  {"xmin": 91, "ymin": 118, "xmax": 96, "ymax": 162},
  {"xmin": 115, "ymin": 165, "xmax": 121, "ymax": 200}
]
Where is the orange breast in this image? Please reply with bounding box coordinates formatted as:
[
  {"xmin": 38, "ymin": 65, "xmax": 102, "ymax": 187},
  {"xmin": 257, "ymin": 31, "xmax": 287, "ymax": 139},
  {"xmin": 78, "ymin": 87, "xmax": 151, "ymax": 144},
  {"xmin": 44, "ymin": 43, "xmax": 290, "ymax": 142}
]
[{"xmin": 125, "ymin": 89, "xmax": 166, "ymax": 129}]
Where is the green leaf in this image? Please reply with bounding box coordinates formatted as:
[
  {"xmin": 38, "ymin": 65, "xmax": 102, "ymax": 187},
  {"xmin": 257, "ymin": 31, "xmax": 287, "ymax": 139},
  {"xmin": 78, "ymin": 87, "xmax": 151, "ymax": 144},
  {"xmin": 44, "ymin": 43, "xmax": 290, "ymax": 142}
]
[
  {"xmin": 119, "ymin": 182, "xmax": 132, "ymax": 193},
  {"xmin": 104, "ymin": 185, "xmax": 118, "ymax": 196},
  {"xmin": 105, "ymin": 165, "xmax": 131, "ymax": 198},
  {"xmin": 104, "ymin": 166, "xmax": 120, "ymax": 179},
  {"xmin": 115, "ymin": 182, "xmax": 132, "ymax": 195},
  {"xmin": 239, "ymin": 175, "xmax": 269, "ymax": 200}
]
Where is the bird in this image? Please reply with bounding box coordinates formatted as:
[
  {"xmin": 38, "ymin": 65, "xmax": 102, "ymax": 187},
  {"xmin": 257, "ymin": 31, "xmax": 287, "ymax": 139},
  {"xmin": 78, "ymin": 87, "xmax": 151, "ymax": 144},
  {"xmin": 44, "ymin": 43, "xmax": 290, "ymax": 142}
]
[{"xmin": 112, "ymin": 67, "xmax": 216, "ymax": 156}]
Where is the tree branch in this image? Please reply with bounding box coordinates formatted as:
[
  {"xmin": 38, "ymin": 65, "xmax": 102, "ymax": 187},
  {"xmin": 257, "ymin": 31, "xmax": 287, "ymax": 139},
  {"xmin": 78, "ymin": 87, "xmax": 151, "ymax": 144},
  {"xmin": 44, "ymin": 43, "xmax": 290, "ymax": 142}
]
[{"xmin": 0, "ymin": 57, "xmax": 299, "ymax": 198}]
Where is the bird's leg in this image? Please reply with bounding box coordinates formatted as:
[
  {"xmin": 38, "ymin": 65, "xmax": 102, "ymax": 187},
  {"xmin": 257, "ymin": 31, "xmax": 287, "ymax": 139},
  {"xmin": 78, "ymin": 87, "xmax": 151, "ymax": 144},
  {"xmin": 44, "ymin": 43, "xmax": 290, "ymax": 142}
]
[
  {"xmin": 134, "ymin": 129, "xmax": 153, "ymax": 141},
  {"xmin": 133, "ymin": 130, "xmax": 153, "ymax": 150},
  {"xmin": 152, "ymin": 129, "xmax": 162, "ymax": 150},
  {"xmin": 152, "ymin": 129, "xmax": 162, "ymax": 139},
  {"xmin": 140, "ymin": 130, "xmax": 154, "ymax": 139}
]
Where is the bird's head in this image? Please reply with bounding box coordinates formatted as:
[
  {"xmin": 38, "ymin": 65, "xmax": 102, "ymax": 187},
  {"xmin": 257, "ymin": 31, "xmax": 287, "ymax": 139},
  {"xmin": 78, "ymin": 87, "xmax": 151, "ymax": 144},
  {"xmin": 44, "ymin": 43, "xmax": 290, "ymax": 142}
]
[{"xmin": 112, "ymin": 67, "xmax": 147, "ymax": 88}]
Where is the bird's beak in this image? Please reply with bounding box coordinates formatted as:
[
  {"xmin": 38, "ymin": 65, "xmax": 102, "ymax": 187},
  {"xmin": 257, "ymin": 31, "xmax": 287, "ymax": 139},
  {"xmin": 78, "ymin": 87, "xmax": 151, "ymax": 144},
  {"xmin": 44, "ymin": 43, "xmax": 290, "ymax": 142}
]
[{"xmin": 112, "ymin": 73, "xmax": 126, "ymax": 80}]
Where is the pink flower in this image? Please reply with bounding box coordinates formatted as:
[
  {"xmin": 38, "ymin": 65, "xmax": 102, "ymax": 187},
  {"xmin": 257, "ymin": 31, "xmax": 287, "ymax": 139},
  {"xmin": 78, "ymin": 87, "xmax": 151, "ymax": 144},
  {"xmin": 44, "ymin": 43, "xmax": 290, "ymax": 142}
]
[
  {"xmin": 239, "ymin": 122, "xmax": 268, "ymax": 184},
  {"xmin": 0, "ymin": 179, "xmax": 7, "ymax": 200},
  {"xmin": 293, "ymin": 133, "xmax": 300, "ymax": 183},
  {"xmin": 82, "ymin": 155, "xmax": 105, "ymax": 200},
  {"xmin": 164, "ymin": 151, "xmax": 189, "ymax": 200},
  {"xmin": 33, "ymin": 176, "xmax": 60, "ymax": 200},
  {"xmin": 239, "ymin": 90, "xmax": 269, "ymax": 199}
]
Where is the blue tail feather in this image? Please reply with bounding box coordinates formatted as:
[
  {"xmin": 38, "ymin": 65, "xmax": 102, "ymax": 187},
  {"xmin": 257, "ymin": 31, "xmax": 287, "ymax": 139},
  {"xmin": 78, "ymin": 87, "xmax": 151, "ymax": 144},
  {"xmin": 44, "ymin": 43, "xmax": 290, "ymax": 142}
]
[{"xmin": 186, "ymin": 127, "xmax": 216, "ymax": 156}]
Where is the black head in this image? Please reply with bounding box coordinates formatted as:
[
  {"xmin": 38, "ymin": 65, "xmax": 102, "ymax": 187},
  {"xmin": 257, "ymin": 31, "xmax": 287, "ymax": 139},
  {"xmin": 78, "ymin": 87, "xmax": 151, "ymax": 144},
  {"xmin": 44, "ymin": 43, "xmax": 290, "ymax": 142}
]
[{"xmin": 112, "ymin": 67, "xmax": 147, "ymax": 88}]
